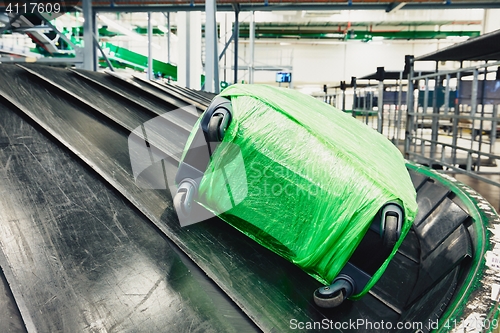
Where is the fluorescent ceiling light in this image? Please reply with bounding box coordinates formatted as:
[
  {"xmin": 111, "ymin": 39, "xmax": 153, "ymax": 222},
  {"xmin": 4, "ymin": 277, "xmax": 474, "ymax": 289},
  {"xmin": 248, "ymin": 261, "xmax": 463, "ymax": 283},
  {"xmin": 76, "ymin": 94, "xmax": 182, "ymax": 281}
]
[{"xmin": 324, "ymin": 33, "xmax": 344, "ymax": 38}]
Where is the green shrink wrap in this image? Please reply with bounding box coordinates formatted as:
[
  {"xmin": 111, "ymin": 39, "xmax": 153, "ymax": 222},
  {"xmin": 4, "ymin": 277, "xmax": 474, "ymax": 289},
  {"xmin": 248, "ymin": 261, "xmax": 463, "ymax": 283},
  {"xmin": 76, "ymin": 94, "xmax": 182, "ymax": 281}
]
[{"xmin": 190, "ymin": 84, "xmax": 417, "ymax": 298}]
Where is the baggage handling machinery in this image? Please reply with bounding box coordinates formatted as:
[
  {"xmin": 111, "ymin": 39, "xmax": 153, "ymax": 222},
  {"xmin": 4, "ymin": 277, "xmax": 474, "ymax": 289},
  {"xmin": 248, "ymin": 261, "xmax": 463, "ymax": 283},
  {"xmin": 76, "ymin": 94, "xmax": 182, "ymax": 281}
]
[
  {"xmin": 0, "ymin": 64, "xmax": 497, "ymax": 333},
  {"xmin": 174, "ymin": 95, "xmax": 406, "ymax": 308}
]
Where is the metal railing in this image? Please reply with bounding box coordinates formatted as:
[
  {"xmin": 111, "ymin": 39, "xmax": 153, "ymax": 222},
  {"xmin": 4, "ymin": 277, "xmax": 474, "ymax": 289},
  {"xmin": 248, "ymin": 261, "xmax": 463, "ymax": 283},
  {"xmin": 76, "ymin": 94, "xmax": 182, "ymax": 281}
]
[
  {"xmin": 313, "ymin": 92, "xmax": 338, "ymax": 107},
  {"xmin": 404, "ymin": 59, "xmax": 500, "ymax": 187},
  {"xmin": 350, "ymin": 78, "xmax": 408, "ymax": 149},
  {"xmin": 351, "ymin": 84, "xmax": 381, "ymax": 131},
  {"xmin": 330, "ymin": 60, "xmax": 500, "ymax": 187}
]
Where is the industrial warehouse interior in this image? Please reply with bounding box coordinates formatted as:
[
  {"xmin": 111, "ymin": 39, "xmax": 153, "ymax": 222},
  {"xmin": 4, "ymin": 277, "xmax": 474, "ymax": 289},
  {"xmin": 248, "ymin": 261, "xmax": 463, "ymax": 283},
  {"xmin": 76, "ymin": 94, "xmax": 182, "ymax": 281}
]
[{"xmin": 1, "ymin": 1, "xmax": 500, "ymax": 332}]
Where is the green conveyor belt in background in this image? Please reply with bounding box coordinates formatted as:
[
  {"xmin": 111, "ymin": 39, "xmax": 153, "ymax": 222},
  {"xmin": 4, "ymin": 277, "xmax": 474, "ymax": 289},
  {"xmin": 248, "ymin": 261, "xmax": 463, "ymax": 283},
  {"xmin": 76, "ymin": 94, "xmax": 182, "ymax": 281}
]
[
  {"xmin": 99, "ymin": 42, "xmax": 177, "ymax": 80},
  {"xmin": 98, "ymin": 42, "xmax": 205, "ymax": 86}
]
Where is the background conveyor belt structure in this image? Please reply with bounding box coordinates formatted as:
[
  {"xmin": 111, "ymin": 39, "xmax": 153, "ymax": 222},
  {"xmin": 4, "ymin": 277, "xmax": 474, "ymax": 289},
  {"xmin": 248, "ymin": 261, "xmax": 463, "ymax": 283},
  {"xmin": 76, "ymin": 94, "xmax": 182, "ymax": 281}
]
[{"xmin": 0, "ymin": 64, "xmax": 498, "ymax": 333}]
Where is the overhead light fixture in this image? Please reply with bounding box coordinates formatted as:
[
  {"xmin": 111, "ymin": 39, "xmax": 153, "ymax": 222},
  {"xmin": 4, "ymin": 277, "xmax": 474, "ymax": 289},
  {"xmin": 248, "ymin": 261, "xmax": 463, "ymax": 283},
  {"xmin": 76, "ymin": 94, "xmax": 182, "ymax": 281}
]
[
  {"xmin": 302, "ymin": 10, "xmax": 341, "ymax": 17},
  {"xmin": 324, "ymin": 33, "xmax": 344, "ymax": 39},
  {"xmin": 386, "ymin": 2, "xmax": 406, "ymax": 13}
]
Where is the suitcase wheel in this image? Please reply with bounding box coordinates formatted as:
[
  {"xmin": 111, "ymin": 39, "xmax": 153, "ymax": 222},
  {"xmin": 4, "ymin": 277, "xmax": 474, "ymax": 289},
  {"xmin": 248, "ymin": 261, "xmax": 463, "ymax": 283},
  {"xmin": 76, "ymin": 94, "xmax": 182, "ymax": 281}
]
[
  {"xmin": 207, "ymin": 110, "xmax": 231, "ymax": 142},
  {"xmin": 173, "ymin": 179, "xmax": 197, "ymax": 219},
  {"xmin": 383, "ymin": 215, "xmax": 399, "ymax": 249},
  {"xmin": 380, "ymin": 203, "xmax": 403, "ymax": 250},
  {"xmin": 313, "ymin": 275, "xmax": 355, "ymax": 308}
]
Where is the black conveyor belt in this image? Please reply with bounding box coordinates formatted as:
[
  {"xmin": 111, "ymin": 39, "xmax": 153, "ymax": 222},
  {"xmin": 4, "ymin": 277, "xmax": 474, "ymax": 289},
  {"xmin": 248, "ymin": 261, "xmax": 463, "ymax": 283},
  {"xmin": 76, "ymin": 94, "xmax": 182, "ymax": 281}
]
[
  {"xmin": 0, "ymin": 94, "xmax": 257, "ymax": 332},
  {"xmin": 0, "ymin": 64, "xmax": 486, "ymax": 333}
]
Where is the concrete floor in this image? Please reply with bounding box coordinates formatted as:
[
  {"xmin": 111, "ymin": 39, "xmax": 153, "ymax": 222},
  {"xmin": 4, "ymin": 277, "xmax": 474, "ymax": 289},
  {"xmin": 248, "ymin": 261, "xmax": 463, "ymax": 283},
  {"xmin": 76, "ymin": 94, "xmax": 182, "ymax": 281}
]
[{"xmin": 451, "ymin": 173, "xmax": 500, "ymax": 212}]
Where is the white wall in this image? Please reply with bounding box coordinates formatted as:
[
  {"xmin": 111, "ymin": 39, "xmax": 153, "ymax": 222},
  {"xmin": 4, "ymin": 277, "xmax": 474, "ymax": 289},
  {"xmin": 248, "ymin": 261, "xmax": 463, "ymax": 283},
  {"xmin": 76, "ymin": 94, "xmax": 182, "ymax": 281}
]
[
  {"xmin": 482, "ymin": 9, "xmax": 500, "ymax": 33},
  {"xmin": 98, "ymin": 8, "xmax": 490, "ymax": 94},
  {"xmin": 232, "ymin": 39, "xmax": 455, "ymax": 90},
  {"xmin": 218, "ymin": 8, "xmax": 485, "ymax": 93}
]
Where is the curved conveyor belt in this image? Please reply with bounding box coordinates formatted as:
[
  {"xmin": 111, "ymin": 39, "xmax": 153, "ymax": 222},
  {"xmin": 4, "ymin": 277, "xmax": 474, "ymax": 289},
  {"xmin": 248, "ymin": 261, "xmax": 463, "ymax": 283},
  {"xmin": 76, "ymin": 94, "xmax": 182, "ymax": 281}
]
[{"xmin": 0, "ymin": 64, "xmax": 498, "ymax": 333}]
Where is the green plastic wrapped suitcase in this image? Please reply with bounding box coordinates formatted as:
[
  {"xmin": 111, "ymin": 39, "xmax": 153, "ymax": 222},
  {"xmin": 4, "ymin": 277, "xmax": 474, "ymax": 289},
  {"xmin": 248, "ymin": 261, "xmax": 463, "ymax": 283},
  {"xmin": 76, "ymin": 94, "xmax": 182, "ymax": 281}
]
[{"xmin": 173, "ymin": 84, "xmax": 418, "ymax": 307}]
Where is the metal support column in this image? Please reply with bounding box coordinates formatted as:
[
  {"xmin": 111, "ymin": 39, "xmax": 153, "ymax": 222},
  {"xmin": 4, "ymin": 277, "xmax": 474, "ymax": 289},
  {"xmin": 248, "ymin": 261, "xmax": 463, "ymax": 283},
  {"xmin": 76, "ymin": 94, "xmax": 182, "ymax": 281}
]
[
  {"xmin": 477, "ymin": 68, "xmax": 488, "ymax": 170},
  {"xmin": 186, "ymin": 13, "xmax": 191, "ymax": 87},
  {"xmin": 470, "ymin": 68, "xmax": 479, "ymax": 153},
  {"xmin": 162, "ymin": 12, "xmax": 171, "ymax": 65},
  {"xmin": 167, "ymin": 12, "xmax": 171, "ymax": 64},
  {"xmin": 220, "ymin": 13, "xmax": 228, "ymax": 82},
  {"xmin": 451, "ymin": 72, "xmax": 461, "ymax": 166},
  {"xmin": 147, "ymin": 12, "xmax": 153, "ymax": 80},
  {"xmin": 342, "ymin": 89, "xmax": 346, "ymax": 112},
  {"xmin": 444, "ymin": 74, "xmax": 450, "ymax": 115},
  {"xmin": 351, "ymin": 77, "xmax": 357, "ymax": 118},
  {"xmin": 94, "ymin": 14, "xmax": 99, "ymax": 68},
  {"xmin": 420, "ymin": 78, "xmax": 429, "ymax": 155},
  {"xmin": 367, "ymin": 90, "xmax": 372, "ymax": 124},
  {"xmin": 430, "ymin": 75, "xmax": 440, "ymax": 160},
  {"xmin": 249, "ymin": 11, "xmax": 255, "ymax": 84},
  {"xmin": 82, "ymin": 0, "xmax": 95, "ymax": 71},
  {"xmin": 490, "ymin": 104, "xmax": 498, "ymax": 163},
  {"xmin": 395, "ymin": 71, "xmax": 404, "ymax": 146},
  {"xmin": 177, "ymin": 12, "xmax": 201, "ymax": 89},
  {"xmin": 404, "ymin": 56, "xmax": 415, "ymax": 158},
  {"xmin": 205, "ymin": 0, "xmax": 219, "ymax": 92},
  {"xmin": 233, "ymin": 4, "xmax": 240, "ymax": 84},
  {"xmin": 378, "ymin": 80, "xmax": 384, "ymax": 133},
  {"xmin": 214, "ymin": 44, "xmax": 220, "ymax": 92}
]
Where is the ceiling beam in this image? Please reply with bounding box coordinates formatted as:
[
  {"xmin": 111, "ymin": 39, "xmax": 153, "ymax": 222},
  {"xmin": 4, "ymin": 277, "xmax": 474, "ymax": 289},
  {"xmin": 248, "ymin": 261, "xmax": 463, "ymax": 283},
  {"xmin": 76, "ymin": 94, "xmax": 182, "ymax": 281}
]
[
  {"xmin": 1, "ymin": 1, "xmax": 500, "ymax": 14},
  {"xmin": 91, "ymin": 2, "xmax": 500, "ymax": 13},
  {"xmin": 1, "ymin": 2, "xmax": 496, "ymax": 13}
]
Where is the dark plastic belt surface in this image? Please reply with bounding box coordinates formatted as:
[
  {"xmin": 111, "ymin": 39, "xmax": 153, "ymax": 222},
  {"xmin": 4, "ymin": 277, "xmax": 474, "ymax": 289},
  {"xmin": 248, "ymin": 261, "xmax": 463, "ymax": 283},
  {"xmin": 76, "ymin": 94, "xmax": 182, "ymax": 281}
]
[
  {"xmin": 0, "ymin": 99, "xmax": 257, "ymax": 333},
  {"xmin": 0, "ymin": 64, "xmax": 481, "ymax": 333}
]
